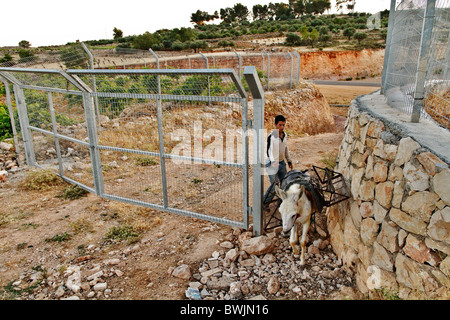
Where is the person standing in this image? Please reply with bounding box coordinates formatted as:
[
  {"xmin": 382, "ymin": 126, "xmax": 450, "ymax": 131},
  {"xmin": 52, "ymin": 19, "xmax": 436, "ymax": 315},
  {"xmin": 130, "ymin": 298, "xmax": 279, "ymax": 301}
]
[{"xmin": 264, "ymin": 114, "xmax": 293, "ymax": 202}]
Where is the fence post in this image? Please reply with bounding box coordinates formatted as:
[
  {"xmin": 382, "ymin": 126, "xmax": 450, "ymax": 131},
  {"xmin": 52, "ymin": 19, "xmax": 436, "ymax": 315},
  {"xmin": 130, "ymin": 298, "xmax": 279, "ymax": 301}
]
[
  {"xmin": 0, "ymin": 78, "xmax": 20, "ymax": 158},
  {"xmin": 262, "ymin": 50, "xmax": 270, "ymax": 91},
  {"xmin": 233, "ymin": 49, "xmax": 242, "ymax": 80},
  {"xmin": 381, "ymin": 0, "xmax": 398, "ymax": 95},
  {"xmin": 81, "ymin": 42, "xmax": 99, "ymax": 124},
  {"xmin": 150, "ymin": 49, "xmax": 169, "ymax": 208},
  {"xmin": 47, "ymin": 92, "xmax": 63, "ymax": 176},
  {"xmin": 292, "ymin": 51, "xmax": 301, "ymax": 85},
  {"xmin": 243, "ymin": 66, "xmax": 265, "ymax": 236},
  {"xmin": 14, "ymin": 85, "xmax": 35, "ymax": 166},
  {"xmin": 287, "ymin": 52, "xmax": 294, "ymax": 89},
  {"xmin": 199, "ymin": 52, "xmax": 211, "ymax": 107},
  {"xmin": 411, "ymin": 0, "xmax": 436, "ymax": 123},
  {"xmin": 83, "ymin": 92, "xmax": 104, "ymax": 196}
]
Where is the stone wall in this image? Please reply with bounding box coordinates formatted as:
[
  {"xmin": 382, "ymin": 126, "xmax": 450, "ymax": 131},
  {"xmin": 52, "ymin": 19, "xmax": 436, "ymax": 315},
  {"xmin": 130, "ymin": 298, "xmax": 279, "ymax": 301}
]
[{"xmin": 327, "ymin": 91, "xmax": 450, "ymax": 299}]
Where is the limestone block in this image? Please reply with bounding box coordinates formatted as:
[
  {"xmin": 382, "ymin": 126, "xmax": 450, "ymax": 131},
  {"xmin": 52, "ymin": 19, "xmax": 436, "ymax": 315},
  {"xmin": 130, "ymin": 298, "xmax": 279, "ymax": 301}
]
[
  {"xmin": 360, "ymin": 202, "xmax": 374, "ymax": 219},
  {"xmin": 388, "ymin": 164, "xmax": 403, "ymax": 181},
  {"xmin": 389, "ymin": 208, "xmax": 427, "ymax": 236},
  {"xmin": 360, "ymin": 218, "xmax": 378, "ymax": 246},
  {"xmin": 394, "ymin": 137, "xmax": 420, "ymax": 167},
  {"xmin": 351, "ymin": 167, "xmax": 365, "ymax": 200},
  {"xmin": 373, "ymin": 200, "xmax": 388, "ymax": 223},
  {"xmin": 375, "ymin": 181, "xmax": 394, "ymax": 209},
  {"xmin": 383, "ymin": 144, "xmax": 398, "ymax": 162},
  {"xmin": 372, "ymin": 241, "xmax": 394, "ymax": 272},
  {"xmin": 377, "ymin": 220, "xmax": 399, "ymax": 253},
  {"xmin": 403, "ymin": 234, "xmax": 441, "ymax": 267},
  {"xmin": 373, "ymin": 160, "xmax": 388, "ymax": 182},
  {"xmin": 433, "ymin": 169, "xmax": 450, "ymax": 206},
  {"xmin": 416, "ymin": 152, "xmax": 447, "ymax": 176},
  {"xmin": 367, "ymin": 119, "xmax": 385, "ymax": 138},
  {"xmin": 391, "ymin": 180, "xmax": 404, "ymax": 208},
  {"xmin": 359, "ymin": 179, "xmax": 376, "ymax": 201},
  {"xmin": 403, "ymin": 162, "xmax": 429, "ymax": 192},
  {"xmin": 427, "ymin": 206, "xmax": 450, "ymax": 243},
  {"xmin": 401, "ymin": 191, "xmax": 440, "ymax": 223},
  {"xmin": 395, "ymin": 254, "xmax": 424, "ymax": 291}
]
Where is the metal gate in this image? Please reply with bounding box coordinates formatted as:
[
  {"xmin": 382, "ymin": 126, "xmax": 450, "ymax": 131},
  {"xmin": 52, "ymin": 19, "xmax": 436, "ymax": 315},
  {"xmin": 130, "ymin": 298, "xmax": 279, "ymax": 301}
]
[{"xmin": 0, "ymin": 66, "xmax": 265, "ymax": 235}]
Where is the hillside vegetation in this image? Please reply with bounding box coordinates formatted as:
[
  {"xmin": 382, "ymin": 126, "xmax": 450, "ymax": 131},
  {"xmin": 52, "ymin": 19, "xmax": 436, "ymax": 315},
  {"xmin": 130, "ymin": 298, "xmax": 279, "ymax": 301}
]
[{"xmin": 0, "ymin": 1, "xmax": 389, "ymax": 64}]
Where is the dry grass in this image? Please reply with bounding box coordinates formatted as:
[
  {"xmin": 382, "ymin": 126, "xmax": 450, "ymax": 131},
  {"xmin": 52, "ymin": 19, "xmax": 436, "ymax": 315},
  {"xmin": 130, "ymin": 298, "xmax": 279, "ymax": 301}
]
[{"xmin": 424, "ymin": 85, "xmax": 450, "ymax": 129}]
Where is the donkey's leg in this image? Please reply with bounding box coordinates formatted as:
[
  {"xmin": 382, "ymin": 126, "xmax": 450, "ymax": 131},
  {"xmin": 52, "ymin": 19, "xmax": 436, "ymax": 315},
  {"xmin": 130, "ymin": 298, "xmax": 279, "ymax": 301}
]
[
  {"xmin": 290, "ymin": 223, "xmax": 300, "ymax": 255},
  {"xmin": 299, "ymin": 221, "xmax": 311, "ymax": 266}
]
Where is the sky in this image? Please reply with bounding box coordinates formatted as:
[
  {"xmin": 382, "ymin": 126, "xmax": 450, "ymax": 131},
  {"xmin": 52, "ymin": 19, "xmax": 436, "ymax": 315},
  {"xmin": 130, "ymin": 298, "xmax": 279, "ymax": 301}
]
[{"xmin": 0, "ymin": 0, "xmax": 391, "ymax": 47}]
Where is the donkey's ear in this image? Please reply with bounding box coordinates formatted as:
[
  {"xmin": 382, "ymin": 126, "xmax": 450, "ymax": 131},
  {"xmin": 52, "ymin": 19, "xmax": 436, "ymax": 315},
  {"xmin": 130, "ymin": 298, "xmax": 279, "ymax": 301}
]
[{"xmin": 275, "ymin": 185, "xmax": 287, "ymax": 200}]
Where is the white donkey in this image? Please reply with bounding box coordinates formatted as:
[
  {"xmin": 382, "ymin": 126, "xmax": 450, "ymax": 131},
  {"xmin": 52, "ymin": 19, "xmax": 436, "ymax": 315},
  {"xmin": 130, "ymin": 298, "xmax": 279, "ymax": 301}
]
[{"xmin": 275, "ymin": 172, "xmax": 318, "ymax": 266}]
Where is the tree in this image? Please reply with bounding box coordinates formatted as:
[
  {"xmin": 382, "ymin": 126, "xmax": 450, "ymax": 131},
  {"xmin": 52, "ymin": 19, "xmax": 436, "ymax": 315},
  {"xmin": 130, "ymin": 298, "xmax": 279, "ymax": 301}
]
[
  {"xmin": 343, "ymin": 27, "xmax": 356, "ymax": 40},
  {"xmin": 133, "ymin": 32, "xmax": 162, "ymax": 50},
  {"xmin": 113, "ymin": 27, "xmax": 123, "ymax": 40},
  {"xmin": 233, "ymin": 3, "xmax": 249, "ymax": 22},
  {"xmin": 354, "ymin": 31, "xmax": 368, "ymax": 44},
  {"xmin": 285, "ymin": 33, "xmax": 302, "ymax": 46},
  {"xmin": 336, "ymin": 0, "xmax": 356, "ymax": 13},
  {"xmin": 190, "ymin": 10, "xmax": 218, "ymax": 26},
  {"xmin": 18, "ymin": 40, "xmax": 31, "ymax": 48},
  {"xmin": 252, "ymin": 4, "xmax": 269, "ymax": 20}
]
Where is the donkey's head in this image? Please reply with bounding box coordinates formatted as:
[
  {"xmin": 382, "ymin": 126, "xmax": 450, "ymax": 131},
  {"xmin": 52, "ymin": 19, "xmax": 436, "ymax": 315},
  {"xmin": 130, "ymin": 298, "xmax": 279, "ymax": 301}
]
[{"xmin": 275, "ymin": 184, "xmax": 305, "ymax": 235}]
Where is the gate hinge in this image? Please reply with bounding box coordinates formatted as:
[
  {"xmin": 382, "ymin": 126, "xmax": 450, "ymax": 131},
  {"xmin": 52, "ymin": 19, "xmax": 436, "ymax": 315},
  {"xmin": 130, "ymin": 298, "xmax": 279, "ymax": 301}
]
[
  {"xmin": 247, "ymin": 119, "xmax": 253, "ymax": 129},
  {"xmin": 248, "ymin": 206, "xmax": 253, "ymax": 216}
]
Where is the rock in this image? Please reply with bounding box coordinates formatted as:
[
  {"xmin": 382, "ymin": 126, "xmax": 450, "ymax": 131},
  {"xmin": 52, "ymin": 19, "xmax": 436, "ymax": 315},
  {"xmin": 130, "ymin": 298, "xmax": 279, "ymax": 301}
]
[
  {"xmin": 433, "ymin": 169, "xmax": 450, "ymax": 206},
  {"xmin": 225, "ymin": 248, "xmax": 239, "ymax": 262},
  {"xmin": 241, "ymin": 236, "xmax": 274, "ymax": 255},
  {"xmin": 229, "ymin": 281, "xmax": 242, "ymax": 297},
  {"xmin": 172, "ymin": 264, "xmax": 192, "ymax": 280},
  {"xmin": 401, "ymin": 191, "xmax": 440, "ymax": 223},
  {"xmin": 220, "ymin": 241, "xmax": 234, "ymax": 249},
  {"xmin": 207, "ymin": 276, "xmax": 234, "ymax": 290},
  {"xmin": 403, "ymin": 234, "xmax": 441, "ymax": 266},
  {"xmin": 403, "ymin": 162, "xmax": 429, "ymax": 192},
  {"xmin": 390, "ymin": 208, "xmax": 427, "ymax": 236},
  {"xmin": 360, "ymin": 218, "xmax": 378, "ymax": 246},
  {"xmin": 267, "ymin": 276, "xmax": 280, "ymax": 295},
  {"xmin": 377, "ymin": 220, "xmax": 399, "ymax": 253},
  {"xmin": 375, "ymin": 181, "xmax": 394, "ymax": 209},
  {"xmin": 93, "ymin": 282, "xmax": 107, "ymax": 292},
  {"xmin": 427, "ymin": 207, "xmax": 450, "ymax": 243},
  {"xmin": 394, "ymin": 137, "xmax": 420, "ymax": 167},
  {"xmin": 372, "ymin": 241, "xmax": 394, "ymax": 272},
  {"xmin": 416, "ymin": 152, "xmax": 447, "ymax": 176}
]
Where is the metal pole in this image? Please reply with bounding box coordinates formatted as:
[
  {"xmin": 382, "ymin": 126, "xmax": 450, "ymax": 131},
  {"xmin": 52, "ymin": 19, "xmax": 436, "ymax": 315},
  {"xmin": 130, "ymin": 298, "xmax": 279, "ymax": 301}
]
[
  {"xmin": 262, "ymin": 50, "xmax": 270, "ymax": 91},
  {"xmin": 83, "ymin": 92, "xmax": 104, "ymax": 196},
  {"xmin": 47, "ymin": 92, "xmax": 63, "ymax": 176},
  {"xmin": 287, "ymin": 52, "xmax": 294, "ymax": 89},
  {"xmin": 150, "ymin": 48, "xmax": 168, "ymax": 208},
  {"xmin": 199, "ymin": 52, "xmax": 211, "ymax": 107},
  {"xmin": 381, "ymin": 0, "xmax": 398, "ymax": 94},
  {"xmin": 233, "ymin": 49, "xmax": 242, "ymax": 80},
  {"xmin": 243, "ymin": 66, "xmax": 265, "ymax": 236},
  {"xmin": 411, "ymin": 0, "xmax": 436, "ymax": 123},
  {"xmin": 1, "ymin": 79, "xmax": 20, "ymax": 157},
  {"xmin": 292, "ymin": 51, "xmax": 301, "ymax": 84},
  {"xmin": 81, "ymin": 42, "xmax": 99, "ymax": 123},
  {"xmin": 14, "ymin": 85, "xmax": 35, "ymax": 166}
]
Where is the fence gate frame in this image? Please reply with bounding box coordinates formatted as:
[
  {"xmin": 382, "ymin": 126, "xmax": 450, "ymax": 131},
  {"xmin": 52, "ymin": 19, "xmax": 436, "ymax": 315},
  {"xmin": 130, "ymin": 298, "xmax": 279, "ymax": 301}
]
[{"xmin": 0, "ymin": 66, "xmax": 265, "ymax": 236}]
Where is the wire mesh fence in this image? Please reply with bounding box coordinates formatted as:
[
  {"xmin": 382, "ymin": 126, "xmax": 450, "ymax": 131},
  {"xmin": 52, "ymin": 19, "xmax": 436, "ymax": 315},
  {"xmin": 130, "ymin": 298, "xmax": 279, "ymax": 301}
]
[
  {"xmin": 0, "ymin": 66, "xmax": 267, "ymax": 233},
  {"xmin": 0, "ymin": 43, "xmax": 301, "ymax": 91},
  {"xmin": 382, "ymin": 0, "xmax": 450, "ymax": 129}
]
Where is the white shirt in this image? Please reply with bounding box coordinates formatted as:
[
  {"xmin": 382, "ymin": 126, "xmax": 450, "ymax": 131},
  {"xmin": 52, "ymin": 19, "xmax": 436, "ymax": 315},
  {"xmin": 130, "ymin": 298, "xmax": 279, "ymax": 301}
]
[{"xmin": 267, "ymin": 130, "xmax": 292, "ymax": 164}]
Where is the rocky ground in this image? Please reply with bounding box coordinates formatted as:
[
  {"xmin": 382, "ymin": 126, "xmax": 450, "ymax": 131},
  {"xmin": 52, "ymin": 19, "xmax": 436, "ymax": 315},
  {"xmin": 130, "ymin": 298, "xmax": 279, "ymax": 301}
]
[{"xmin": 0, "ymin": 84, "xmax": 377, "ymax": 301}]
